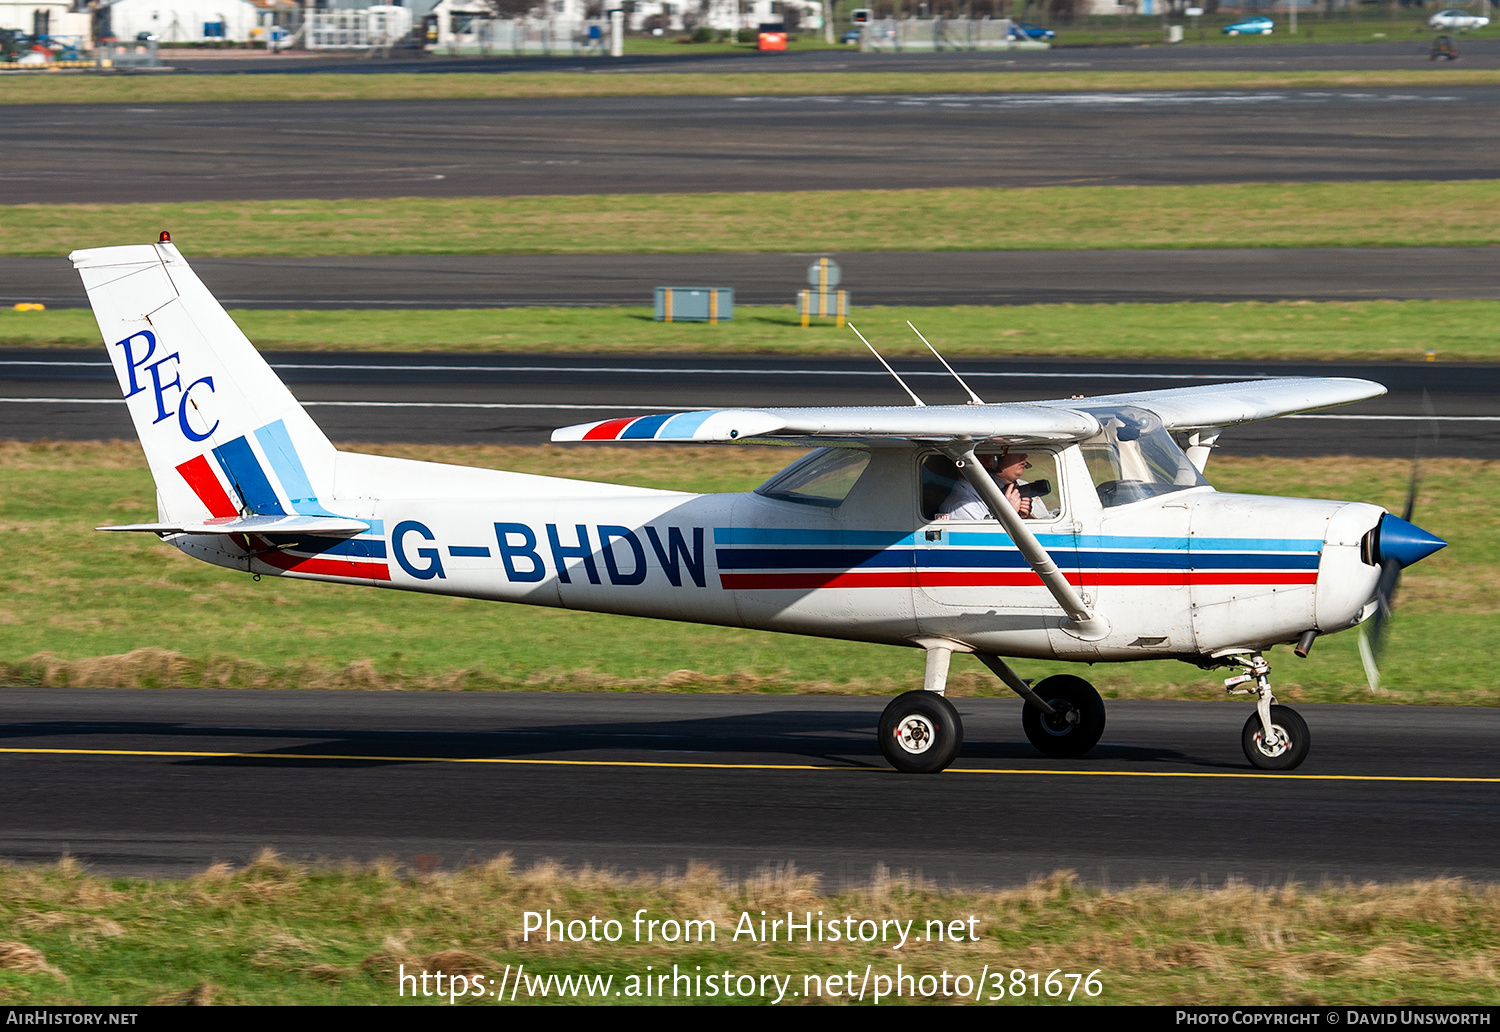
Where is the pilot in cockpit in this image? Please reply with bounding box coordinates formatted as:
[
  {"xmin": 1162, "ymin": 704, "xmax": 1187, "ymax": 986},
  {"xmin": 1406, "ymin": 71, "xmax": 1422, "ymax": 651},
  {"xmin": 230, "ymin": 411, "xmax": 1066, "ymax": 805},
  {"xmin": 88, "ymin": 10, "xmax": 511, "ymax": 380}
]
[{"xmin": 936, "ymin": 450, "xmax": 1051, "ymax": 520}]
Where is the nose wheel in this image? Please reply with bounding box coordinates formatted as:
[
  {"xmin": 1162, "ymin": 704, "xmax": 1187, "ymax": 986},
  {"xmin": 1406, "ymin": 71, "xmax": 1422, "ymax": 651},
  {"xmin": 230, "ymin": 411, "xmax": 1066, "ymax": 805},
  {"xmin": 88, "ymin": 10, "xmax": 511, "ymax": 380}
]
[
  {"xmin": 1241, "ymin": 705, "xmax": 1310, "ymax": 771},
  {"xmin": 1221, "ymin": 651, "xmax": 1311, "ymax": 771},
  {"xmin": 878, "ymin": 690, "xmax": 963, "ymax": 773}
]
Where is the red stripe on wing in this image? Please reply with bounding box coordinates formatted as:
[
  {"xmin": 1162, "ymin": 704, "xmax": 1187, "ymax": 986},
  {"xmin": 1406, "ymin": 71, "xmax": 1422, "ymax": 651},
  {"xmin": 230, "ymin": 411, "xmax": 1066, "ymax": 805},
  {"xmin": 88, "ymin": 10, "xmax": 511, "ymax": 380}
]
[{"xmin": 582, "ymin": 417, "xmax": 637, "ymax": 441}]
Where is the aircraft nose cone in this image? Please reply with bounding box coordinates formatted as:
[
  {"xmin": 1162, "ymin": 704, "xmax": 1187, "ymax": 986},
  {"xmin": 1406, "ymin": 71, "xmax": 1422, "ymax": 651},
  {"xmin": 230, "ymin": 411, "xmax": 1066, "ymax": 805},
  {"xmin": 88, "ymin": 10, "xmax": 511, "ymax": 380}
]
[{"xmin": 1376, "ymin": 513, "xmax": 1447, "ymax": 568}]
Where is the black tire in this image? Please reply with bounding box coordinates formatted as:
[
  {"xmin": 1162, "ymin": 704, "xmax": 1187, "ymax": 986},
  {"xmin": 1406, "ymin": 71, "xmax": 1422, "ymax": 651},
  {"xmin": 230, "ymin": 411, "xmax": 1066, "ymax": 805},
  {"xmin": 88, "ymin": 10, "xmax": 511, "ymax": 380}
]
[
  {"xmin": 1021, "ymin": 674, "xmax": 1106, "ymax": 758},
  {"xmin": 1241, "ymin": 705, "xmax": 1310, "ymax": 771},
  {"xmin": 878, "ymin": 691, "xmax": 963, "ymax": 773}
]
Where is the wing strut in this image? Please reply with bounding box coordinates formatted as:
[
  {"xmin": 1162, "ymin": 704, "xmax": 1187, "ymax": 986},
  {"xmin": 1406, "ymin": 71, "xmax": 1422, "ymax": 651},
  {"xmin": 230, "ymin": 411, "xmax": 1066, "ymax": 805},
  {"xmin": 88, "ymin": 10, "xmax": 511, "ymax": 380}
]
[{"xmin": 948, "ymin": 444, "xmax": 1109, "ymax": 641}]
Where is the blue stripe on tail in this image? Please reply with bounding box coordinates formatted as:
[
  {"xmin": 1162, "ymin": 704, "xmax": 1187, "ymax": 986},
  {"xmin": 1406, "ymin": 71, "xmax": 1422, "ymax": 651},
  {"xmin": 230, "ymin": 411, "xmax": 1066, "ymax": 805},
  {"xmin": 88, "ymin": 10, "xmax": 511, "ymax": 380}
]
[{"xmin": 212, "ymin": 436, "xmax": 286, "ymax": 516}]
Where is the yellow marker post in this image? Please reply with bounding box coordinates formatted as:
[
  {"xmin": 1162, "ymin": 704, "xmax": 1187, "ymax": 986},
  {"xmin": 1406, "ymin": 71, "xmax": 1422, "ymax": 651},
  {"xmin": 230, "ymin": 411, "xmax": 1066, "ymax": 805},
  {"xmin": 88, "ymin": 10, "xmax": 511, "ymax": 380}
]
[
  {"xmin": 709, "ymin": 289, "xmax": 718, "ymax": 325},
  {"xmin": 799, "ymin": 258, "xmax": 847, "ymax": 328},
  {"xmin": 664, "ymin": 288, "xmax": 673, "ymax": 324}
]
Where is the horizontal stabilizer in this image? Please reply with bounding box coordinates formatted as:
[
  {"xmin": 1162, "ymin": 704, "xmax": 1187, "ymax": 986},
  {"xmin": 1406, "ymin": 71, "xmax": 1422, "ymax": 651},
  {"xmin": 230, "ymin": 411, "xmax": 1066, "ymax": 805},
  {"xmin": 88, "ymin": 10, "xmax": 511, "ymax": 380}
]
[
  {"xmin": 98, "ymin": 515, "xmax": 370, "ymax": 537},
  {"xmin": 552, "ymin": 405, "xmax": 1100, "ymax": 445}
]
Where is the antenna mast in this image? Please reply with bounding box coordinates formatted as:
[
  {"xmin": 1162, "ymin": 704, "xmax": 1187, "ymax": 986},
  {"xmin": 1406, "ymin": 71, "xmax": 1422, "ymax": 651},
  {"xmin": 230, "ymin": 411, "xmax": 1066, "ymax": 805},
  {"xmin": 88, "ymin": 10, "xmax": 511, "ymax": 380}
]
[
  {"xmin": 848, "ymin": 322, "xmax": 925, "ymax": 407},
  {"xmin": 908, "ymin": 320, "xmax": 985, "ymax": 405}
]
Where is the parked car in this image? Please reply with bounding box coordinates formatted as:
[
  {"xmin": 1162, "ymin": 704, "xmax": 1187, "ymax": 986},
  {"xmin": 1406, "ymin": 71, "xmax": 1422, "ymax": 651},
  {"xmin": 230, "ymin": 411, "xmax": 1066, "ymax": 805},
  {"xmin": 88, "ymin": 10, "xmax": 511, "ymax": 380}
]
[
  {"xmin": 1429, "ymin": 8, "xmax": 1490, "ymax": 29},
  {"xmin": 1008, "ymin": 22, "xmax": 1055, "ymax": 40},
  {"xmin": 1222, "ymin": 16, "xmax": 1273, "ymax": 35},
  {"xmin": 841, "ymin": 28, "xmax": 860, "ymax": 43}
]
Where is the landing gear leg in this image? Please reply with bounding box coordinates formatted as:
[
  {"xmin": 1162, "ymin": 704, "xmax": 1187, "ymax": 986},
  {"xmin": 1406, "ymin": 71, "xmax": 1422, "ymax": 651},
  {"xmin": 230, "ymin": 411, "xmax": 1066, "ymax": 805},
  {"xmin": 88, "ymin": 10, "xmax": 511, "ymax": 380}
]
[{"xmin": 1224, "ymin": 651, "xmax": 1310, "ymax": 771}]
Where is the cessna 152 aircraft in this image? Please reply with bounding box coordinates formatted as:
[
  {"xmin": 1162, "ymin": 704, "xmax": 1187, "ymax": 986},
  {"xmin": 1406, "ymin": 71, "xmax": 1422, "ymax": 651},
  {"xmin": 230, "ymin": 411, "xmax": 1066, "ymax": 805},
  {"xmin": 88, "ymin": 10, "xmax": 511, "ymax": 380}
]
[{"xmin": 75, "ymin": 237, "xmax": 1446, "ymax": 774}]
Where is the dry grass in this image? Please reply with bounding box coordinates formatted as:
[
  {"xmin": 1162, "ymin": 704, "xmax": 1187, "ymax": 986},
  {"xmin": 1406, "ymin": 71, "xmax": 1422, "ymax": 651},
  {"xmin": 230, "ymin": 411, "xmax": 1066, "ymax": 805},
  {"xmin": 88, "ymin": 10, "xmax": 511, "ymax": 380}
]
[
  {"xmin": 4, "ymin": 68, "xmax": 1500, "ymax": 107},
  {"xmin": 0, "ymin": 439, "xmax": 148, "ymax": 472},
  {"xmin": 0, "ymin": 855, "xmax": 1495, "ymax": 1004}
]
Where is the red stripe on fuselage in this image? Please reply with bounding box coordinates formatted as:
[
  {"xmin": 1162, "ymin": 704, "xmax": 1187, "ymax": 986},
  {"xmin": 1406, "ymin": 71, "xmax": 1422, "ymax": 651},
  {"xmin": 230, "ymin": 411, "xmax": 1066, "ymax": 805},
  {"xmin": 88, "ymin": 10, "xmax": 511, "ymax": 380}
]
[
  {"xmin": 256, "ymin": 547, "xmax": 391, "ymax": 582},
  {"xmin": 721, "ymin": 571, "xmax": 1318, "ymax": 590},
  {"xmin": 720, "ymin": 571, "xmax": 919, "ymax": 590},
  {"xmin": 176, "ymin": 454, "xmax": 238, "ymax": 518}
]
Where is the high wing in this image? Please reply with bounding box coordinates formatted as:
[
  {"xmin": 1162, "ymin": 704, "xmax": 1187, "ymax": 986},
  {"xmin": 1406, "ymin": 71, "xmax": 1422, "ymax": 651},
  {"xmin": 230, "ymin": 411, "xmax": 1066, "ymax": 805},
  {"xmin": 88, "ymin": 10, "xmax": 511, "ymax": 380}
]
[
  {"xmin": 552, "ymin": 404, "xmax": 1100, "ymax": 445},
  {"xmin": 1033, "ymin": 376, "xmax": 1387, "ymax": 432},
  {"xmin": 551, "ymin": 377, "xmax": 1384, "ymax": 445}
]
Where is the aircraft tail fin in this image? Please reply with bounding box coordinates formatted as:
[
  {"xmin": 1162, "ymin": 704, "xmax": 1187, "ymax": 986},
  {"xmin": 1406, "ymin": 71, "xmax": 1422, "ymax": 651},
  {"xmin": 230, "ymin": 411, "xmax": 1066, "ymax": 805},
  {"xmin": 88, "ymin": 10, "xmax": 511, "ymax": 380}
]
[{"xmin": 71, "ymin": 238, "xmax": 340, "ymax": 524}]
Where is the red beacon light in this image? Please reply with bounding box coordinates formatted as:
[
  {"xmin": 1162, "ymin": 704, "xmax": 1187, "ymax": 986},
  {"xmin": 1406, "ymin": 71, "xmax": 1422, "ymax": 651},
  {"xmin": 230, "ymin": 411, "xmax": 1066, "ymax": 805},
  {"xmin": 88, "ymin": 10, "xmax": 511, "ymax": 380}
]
[{"xmin": 159, "ymin": 231, "xmax": 171, "ymax": 243}]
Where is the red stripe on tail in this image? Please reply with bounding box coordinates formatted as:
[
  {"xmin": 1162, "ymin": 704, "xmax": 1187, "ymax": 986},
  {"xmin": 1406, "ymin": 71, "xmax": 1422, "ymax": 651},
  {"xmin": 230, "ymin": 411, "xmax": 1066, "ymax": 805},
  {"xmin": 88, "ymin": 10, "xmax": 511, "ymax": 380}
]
[{"xmin": 176, "ymin": 454, "xmax": 238, "ymax": 518}]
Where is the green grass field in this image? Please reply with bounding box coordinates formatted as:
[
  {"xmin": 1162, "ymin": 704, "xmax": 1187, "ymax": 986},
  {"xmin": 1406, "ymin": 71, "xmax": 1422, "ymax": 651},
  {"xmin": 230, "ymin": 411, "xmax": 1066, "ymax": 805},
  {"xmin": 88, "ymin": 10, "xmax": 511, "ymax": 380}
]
[
  {"xmin": 3, "ymin": 67, "xmax": 1499, "ymax": 105},
  {"xmin": 10, "ymin": 181, "xmax": 1500, "ymax": 257},
  {"xmin": 5, "ymin": 300, "xmax": 1495, "ymax": 361},
  {"xmin": 2, "ymin": 442, "xmax": 1491, "ymax": 705},
  {"xmin": 0, "ymin": 858, "xmax": 1495, "ymax": 1005}
]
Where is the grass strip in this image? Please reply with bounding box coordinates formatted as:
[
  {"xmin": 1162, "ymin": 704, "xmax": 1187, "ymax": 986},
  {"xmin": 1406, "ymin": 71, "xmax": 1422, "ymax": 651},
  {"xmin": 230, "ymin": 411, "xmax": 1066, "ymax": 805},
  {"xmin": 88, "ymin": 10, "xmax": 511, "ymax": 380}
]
[
  {"xmin": 10, "ymin": 181, "xmax": 1500, "ymax": 256},
  {"xmin": 1, "ymin": 442, "xmax": 1492, "ymax": 703},
  {"xmin": 4, "ymin": 300, "xmax": 1497, "ymax": 361},
  {"xmin": 1, "ymin": 857, "xmax": 1496, "ymax": 1004},
  {"xmin": 4, "ymin": 68, "xmax": 1500, "ymax": 105}
]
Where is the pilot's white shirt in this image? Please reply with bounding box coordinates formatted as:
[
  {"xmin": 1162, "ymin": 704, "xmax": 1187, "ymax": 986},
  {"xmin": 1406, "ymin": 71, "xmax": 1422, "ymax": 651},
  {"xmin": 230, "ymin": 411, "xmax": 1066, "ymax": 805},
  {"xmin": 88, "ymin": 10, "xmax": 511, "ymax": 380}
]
[{"xmin": 936, "ymin": 479, "xmax": 1050, "ymax": 520}]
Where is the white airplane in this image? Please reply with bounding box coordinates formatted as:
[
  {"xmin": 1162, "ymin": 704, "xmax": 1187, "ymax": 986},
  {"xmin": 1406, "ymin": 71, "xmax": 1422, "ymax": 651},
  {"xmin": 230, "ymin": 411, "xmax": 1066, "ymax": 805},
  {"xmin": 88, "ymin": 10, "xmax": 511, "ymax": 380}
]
[{"xmin": 74, "ymin": 237, "xmax": 1446, "ymax": 773}]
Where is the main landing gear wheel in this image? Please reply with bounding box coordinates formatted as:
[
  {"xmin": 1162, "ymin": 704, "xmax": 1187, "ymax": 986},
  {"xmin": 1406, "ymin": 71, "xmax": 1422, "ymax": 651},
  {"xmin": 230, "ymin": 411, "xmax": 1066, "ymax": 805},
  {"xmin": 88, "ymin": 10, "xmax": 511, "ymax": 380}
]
[
  {"xmin": 1021, "ymin": 675, "xmax": 1106, "ymax": 758},
  {"xmin": 878, "ymin": 690, "xmax": 963, "ymax": 773},
  {"xmin": 1241, "ymin": 704, "xmax": 1310, "ymax": 771}
]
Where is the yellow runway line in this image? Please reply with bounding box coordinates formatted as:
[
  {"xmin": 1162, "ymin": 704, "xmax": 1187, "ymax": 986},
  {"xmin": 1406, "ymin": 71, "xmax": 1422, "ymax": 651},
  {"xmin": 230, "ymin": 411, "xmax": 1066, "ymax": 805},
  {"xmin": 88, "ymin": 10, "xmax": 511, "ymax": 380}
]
[
  {"xmin": 0, "ymin": 746, "xmax": 832, "ymax": 771},
  {"xmin": 0, "ymin": 746, "xmax": 1496, "ymax": 783}
]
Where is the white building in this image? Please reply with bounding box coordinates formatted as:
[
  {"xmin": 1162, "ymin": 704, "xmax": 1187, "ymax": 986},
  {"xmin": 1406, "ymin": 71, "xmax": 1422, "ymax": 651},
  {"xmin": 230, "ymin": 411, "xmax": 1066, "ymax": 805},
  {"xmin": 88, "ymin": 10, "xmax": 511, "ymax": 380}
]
[
  {"xmin": 694, "ymin": 0, "xmax": 824, "ymax": 31},
  {"xmin": 0, "ymin": 0, "xmax": 91, "ymax": 44},
  {"xmin": 429, "ymin": 0, "xmax": 585, "ymax": 41},
  {"xmin": 102, "ymin": 0, "xmax": 260, "ymax": 42}
]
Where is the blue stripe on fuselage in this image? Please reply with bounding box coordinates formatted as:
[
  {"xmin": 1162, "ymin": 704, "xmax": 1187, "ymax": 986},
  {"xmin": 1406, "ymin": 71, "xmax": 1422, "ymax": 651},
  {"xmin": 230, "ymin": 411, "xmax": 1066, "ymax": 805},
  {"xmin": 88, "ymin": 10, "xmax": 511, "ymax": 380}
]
[
  {"xmin": 714, "ymin": 547, "xmax": 1320, "ymax": 572},
  {"xmin": 261, "ymin": 535, "xmax": 388, "ymax": 559},
  {"xmin": 714, "ymin": 527, "xmax": 1322, "ymax": 553}
]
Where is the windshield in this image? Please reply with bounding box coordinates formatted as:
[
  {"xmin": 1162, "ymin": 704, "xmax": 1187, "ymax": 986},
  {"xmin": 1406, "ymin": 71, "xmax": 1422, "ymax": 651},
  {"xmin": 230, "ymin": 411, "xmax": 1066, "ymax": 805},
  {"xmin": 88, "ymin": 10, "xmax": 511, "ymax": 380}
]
[
  {"xmin": 1077, "ymin": 405, "xmax": 1207, "ymax": 508},
  {"xmin": 754, "ymin": 448, "xmax": 871, "ymax": 508}
]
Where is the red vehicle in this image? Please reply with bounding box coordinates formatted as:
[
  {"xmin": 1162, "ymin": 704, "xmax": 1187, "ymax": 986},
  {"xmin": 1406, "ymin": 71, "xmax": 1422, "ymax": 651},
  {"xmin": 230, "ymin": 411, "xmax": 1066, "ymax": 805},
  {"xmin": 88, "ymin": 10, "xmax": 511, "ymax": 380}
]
[{"xmin": 757, "ymin": 21, "xmax": 786, "ymax": 50}]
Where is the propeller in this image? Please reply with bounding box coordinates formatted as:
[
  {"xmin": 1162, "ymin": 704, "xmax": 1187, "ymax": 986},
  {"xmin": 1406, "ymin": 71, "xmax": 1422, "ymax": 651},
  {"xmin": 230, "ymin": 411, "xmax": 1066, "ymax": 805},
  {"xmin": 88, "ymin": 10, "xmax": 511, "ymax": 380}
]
[{"xmin": 1358, "ymin": 395, "xmax": 1446, "ymax": 691}]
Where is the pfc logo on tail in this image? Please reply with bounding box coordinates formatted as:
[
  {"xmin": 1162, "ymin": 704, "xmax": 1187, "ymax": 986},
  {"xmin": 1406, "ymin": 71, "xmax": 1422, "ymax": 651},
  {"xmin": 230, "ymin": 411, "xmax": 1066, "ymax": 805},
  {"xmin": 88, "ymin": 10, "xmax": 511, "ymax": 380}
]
[{"xmin": 112, "ymin": 330, "xmax": 219, "ymax": 442}]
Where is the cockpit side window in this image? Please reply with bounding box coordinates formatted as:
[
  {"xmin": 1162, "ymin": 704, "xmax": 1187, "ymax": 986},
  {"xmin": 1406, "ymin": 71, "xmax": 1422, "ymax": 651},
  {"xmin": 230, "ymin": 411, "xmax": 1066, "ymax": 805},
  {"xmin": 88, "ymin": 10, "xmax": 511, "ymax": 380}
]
[
  {"xmin": 920, "ymin": 450, "xmax": 1062, "ymax": 522},
  {"xmin": 754, "ymin": 448, "xmax": 871, "ymax": 508},
  {"xmin": 1078, "ymin": 405, "xmax": 1208, "ymax": 509}
]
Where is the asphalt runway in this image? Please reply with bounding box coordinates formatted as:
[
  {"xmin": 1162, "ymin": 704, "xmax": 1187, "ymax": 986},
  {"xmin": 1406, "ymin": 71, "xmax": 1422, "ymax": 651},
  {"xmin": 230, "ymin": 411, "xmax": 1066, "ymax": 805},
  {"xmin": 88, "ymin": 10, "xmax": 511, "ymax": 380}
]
[
  {"xmin": 5, "ymin": 86, "xmax": 1497, "ymax": 203},
  {"xmin": 8, "ymin": 248, "xmax": 1500, "ymax": 309},
  {"xmin": 4, "ymin": 350, "xmax": 1494, "ymax": 455},
  {"xmin": 1, "ymin": 689, "xmax": 1494, "ymax": 884}
]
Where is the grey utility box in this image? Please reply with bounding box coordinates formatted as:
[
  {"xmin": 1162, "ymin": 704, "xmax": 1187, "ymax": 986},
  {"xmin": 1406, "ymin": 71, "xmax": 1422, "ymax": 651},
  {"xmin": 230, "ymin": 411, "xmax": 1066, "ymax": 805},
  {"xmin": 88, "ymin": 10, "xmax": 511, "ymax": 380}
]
[{"xmin": 654, "ymin": 286, "xmax": 733, "ymax": 323}]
